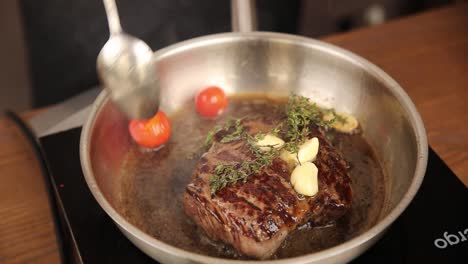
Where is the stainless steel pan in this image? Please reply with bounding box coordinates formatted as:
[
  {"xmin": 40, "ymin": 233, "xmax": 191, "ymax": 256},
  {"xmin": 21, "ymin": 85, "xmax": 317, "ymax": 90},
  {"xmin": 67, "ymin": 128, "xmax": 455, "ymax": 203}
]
[{"xmin": 80, "ymin": 1, "xmax": 427, "ymax": 263}]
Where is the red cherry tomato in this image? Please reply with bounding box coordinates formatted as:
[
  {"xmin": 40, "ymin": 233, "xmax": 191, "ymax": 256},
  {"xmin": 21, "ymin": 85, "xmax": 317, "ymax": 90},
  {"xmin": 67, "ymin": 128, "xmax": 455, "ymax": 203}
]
[
  {"xmin": 129, "ymin": 111, "xmax": 171, "ymax": 148},
  {"xmin": 195, "ymin": 86, "xmax": 228, "ymax": 118}
]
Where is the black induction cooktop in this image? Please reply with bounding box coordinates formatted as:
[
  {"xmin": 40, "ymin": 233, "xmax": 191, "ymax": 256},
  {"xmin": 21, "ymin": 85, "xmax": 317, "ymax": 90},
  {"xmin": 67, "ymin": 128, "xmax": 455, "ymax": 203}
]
[{"xmin": 39, "ymin": 128, "xmax": 467, "ymax": 264}]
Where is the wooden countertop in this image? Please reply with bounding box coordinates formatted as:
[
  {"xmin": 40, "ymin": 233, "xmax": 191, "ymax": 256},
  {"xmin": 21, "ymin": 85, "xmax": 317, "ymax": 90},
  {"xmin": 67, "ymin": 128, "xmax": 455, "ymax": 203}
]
[{"xmin": 1, "ymin": 3, "xmax": 467, "ymax": 263}]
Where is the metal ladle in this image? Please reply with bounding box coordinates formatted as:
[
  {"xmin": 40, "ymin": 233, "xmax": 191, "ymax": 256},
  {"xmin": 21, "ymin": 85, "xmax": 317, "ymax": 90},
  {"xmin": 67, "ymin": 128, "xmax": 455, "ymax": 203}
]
[{"xmin": 97, "ymin": 0, "xmax": 160, "ymax": 119}]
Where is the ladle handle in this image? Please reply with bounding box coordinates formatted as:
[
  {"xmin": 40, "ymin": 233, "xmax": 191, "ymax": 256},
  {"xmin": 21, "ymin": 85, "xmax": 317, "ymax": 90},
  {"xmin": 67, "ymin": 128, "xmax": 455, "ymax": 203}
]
[
  {"xmin": 103, "ymin": 0, "xmax": 122, "ymax": 35},
  {"xmin": 231, "ymin": 0, "xmax": 257, "ymax": 32}
]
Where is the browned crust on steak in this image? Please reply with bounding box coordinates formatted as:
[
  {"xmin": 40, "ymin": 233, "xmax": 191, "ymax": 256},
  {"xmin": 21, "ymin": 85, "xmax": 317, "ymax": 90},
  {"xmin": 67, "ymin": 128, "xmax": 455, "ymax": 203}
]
[{"xmin": 183, "ymin": 118, "xmax": 352, "ymax": 259}]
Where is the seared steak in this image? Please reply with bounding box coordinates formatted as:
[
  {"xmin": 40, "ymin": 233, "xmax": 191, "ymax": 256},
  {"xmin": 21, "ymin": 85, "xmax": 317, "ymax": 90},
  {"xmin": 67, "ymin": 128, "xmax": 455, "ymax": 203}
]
[{"xmin": 183, "ymin": 118, "xmax": 352, "ymax": 259}]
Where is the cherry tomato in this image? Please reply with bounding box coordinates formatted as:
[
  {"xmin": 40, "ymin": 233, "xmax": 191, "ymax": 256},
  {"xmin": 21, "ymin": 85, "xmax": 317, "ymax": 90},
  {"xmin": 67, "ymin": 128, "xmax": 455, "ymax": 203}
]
[
  {"xmin": 129, "ymin": 111, "xmax": 171, "ymax": 148},
  {"xmin": 195, "ymin": 86, "xmax": 228, "ymax": 118}
]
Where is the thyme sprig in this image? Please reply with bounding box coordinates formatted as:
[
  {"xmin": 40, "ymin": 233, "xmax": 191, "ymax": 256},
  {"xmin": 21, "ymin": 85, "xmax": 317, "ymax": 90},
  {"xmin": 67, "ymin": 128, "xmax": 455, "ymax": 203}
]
[
  {"xmin": 202, "ymin": 125, "xmax": 222, "ymax": 149},
  {"xmin": 209, "ymin": 135, "xmax": 280, "ymax": 195},
  {"xmin": 333, "ymin": 111, "xmax": 348, "ymax": 124},
  {"xmin": 282, "ymin": 94, "xmax": 336, "ymax": 153},
  {"xmin": 207, "ymin": 119, "xmax": 281, "ymax": 194},
  {"xmin": 207, "ymin": 94, "xmax": 340, "ymax": 195},
  {"xmin": 187, "ymin": 119, "xmax": 242, "ymax": 160},
  {"xmin": 220, "ymin": 119, "xmax": 244, "ymax": 143},
  {"xmin": 202, "ymin": 119, "xmax": 243, "ymax": 149}
]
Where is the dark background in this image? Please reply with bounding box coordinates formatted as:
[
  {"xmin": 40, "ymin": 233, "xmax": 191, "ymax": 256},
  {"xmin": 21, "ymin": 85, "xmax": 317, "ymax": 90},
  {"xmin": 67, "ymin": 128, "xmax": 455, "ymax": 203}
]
[{"xmin": 19, "ymin": 0, "xmax": 451, "ymax": 107}]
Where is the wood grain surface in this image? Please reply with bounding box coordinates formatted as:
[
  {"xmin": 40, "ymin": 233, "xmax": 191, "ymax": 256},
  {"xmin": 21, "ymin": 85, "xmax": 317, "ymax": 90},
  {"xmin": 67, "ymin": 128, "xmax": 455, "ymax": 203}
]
[
  {"xmin": 323, "ymin": 3, "xmax": 468, "ymax": 185},
  {"xmin": 0, "ymin": 110, "xmax": 60, "ymax": 264},
  {"xmin": 1, "ymin": 3, "xmax": 467, "ymax": 263}
]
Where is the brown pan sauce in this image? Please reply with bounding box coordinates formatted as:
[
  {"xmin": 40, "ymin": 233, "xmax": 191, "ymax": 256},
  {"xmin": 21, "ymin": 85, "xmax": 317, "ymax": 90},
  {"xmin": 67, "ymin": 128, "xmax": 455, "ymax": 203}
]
[{"xmin": 118, "ymin": 94, "xmax": 386, "ymax": 260}]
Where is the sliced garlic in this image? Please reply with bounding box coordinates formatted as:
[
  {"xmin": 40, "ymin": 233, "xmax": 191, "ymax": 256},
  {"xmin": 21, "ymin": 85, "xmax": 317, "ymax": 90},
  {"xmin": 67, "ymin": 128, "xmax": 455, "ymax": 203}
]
[
  {"xmin": 255, "ymin": 134, "xmax": 285, "ymax": 152},
  {"xmin": 324, "ymin": 111, "xmax": 359, "ymax": 133},
  {"xmin": 290, "ymin": 162, "xmax": 319, "ymax": 196},
  {"xmin": 280, "ymin": 137, "xmax": 319, "ymax": 165}
]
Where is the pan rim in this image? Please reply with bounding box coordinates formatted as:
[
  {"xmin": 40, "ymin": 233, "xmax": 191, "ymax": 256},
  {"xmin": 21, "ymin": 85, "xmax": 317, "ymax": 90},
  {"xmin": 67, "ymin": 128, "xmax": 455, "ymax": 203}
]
[{"xmin": 80, "ymin": 31, "xmax": 428, "ymax": 263}]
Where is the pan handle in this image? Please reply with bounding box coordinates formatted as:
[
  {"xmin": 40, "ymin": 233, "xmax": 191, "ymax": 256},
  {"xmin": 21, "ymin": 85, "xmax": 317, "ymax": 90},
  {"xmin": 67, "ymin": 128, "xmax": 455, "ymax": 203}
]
[{"xmin": 231, "ymin": 0, "xmax": 257, "ymax": 32}]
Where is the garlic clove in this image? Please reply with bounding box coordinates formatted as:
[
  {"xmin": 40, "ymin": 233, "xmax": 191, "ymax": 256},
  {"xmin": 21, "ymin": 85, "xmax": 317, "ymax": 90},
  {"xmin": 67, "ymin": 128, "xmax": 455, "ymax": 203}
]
[
  {"xmin": 290, "ymin": 162, "xmax": 319, "ymax": 196},
  {"xmin": 297, "ymin": 137, "xmax": 319, "ymax": 163},
  {"xmin": 280, "ymin": 149, "xmax": 297, "ymax": 167},
  {"xmin": 280, "ymin": 137, "xmax": 320, "ymax": 165},
  {"xmin": 255, "ymin": 134, "xmax": 285, "ymax": 152},
  {"xmin": 324, "ymin": 111, "xmax": 359, "ymax": 133}
]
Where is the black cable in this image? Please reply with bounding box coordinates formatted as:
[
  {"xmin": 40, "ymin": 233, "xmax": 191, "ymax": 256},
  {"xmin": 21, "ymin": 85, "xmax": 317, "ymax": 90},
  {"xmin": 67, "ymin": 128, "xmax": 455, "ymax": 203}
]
[{"xmin": 5, "ymin": 111, "xmax": 67, "ymax": 264}]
